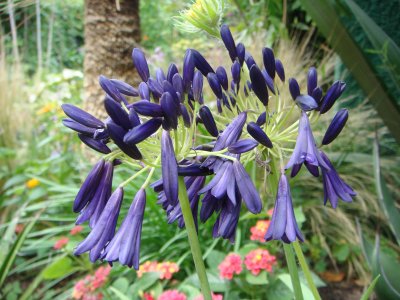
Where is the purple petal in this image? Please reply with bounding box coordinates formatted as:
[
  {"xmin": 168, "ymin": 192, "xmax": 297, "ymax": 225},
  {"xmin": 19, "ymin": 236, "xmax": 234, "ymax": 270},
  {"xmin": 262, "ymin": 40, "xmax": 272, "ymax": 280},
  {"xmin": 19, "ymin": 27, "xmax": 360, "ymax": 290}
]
[{"xmin": 161, "ymin": 130, "xmax": 178, "ymax": 205}]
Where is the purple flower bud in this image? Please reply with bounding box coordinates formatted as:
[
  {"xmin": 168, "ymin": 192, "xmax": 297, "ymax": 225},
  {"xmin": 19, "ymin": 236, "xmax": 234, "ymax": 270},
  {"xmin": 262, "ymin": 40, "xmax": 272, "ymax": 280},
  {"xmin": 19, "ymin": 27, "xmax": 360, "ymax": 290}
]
[
  {"xmin": 190, "ymin": 49, "xmax": 214, "ymax": 76},
  {"xmin": 192, "ymin": 71, "xmax": 203, "ymax": 103},
  {"xmin": 199, "ymin": 106, "xmax": 219, "ymax": 137},
  {"xmin": 106, "ymin": 121, "xmax": 142, "ymax": 160},
  {"xmin": 275, "ymin": 59, "xmax": 285, "ymax": 82},
  {"xmin": 61, "ymin": 104, "xmax": 104, "ymax": 128},
  {"xmin": 132, "ymin": 100, "xmax": 163, "ymax": 117},
  {"xmin": 63, "ymin": 118, "xmax": 96, "ymax": 135},
  {"xmin": 73, "ymin": 160, "xmax": 105, "ymax": 213},
  {"xmin": 217, "ymin": 98, "xmax": 222, "ymax": 113},
  {"xmin": 160, "ymin": 92, "xmax": 178, "ymax": 130},
  {"xmin": 222, "ymin": 94, "xmax": 232, "ymax": 111},
  {"xmin": 233, "ymin": 160, "xmax": 262, "ymax": 213},
  {"xmin": 99, "ymin": 75, "xmax": 128, "ymax": 104},
  {"xmin": 78, "ymin": 134, "xmax": 111, "ymax": 154},
  {"xmin": 123, "ymin": 118, "xmax": 162, "ymax": 145},
  {"xmin": 295, "ymin": 95, "xmax": 318, "ymax": 111},
  {"xmin": 262, "ymin": 47, "xmax": 275, "ymax": 79},
  {"xmin": 247, "ymin": 122, "xmax": 273, "ymax": 148},
  {"xmin": 162, "ymin": 80, "xmax": 180, "ymax": 108},
  {"xmin": 132, "ymin": 48, "xmax": 150, "ymax": 82},
  {"xmin": 228, "ymin": 139, "xmax": 258, "ymax": 154},
  {"xmin": 320, "ymin": 81, "xmax": 346, "ymax": 114},
  {"xmin": 212, "ymin": 112, "xmax": 247, "ymax": 152},
  {"xmin": 156, "ymin": 68, "xmax": 166, "ymax": 84},
  {"xmin": 250, "ymin": 65, "xmax": 269, "ymax": 106},
  {"xmin": 231, "ymin": 61, "xmax": 241, "ymax": 84},
  {"xmin": 110, "ymin": 79, "xmax": 139, "ymax": 97},
  {"xmin": 288, "ymin": 78, "xmax": 300, "ymax": 100},
  {"xmin": 172, "ymin": 73, "xmax": 184, "ymax": 99},
  {"xmin": 245, "ymin": 52, "xmax": 256, "ymax": 69},
  {"xmin": 307, "ymin": 67, "xmax": 318, "ymax": 96},
  {"xmin": 138, "ymin": 82, "xmax": 150, "ymax": 100},
  {"xmin": 104, "ymin": 97, "xmax": 132, "ymax": 130},
  {"xmin": 256, "ymin": 112, "xmax": 266, "ymax": 126},
  {"xmin": 161, "ymin": 130, "xmax": 178, "ymax": 206},
  {"xmin": 312, "ymin": 86, "xmax": 323, "ymax": 103},
  {"xmin": 322, "ymin": 109, "xmax": 348, "ymax": 145},
  {"xmin": 220, "ymin": 24, "xmax": 237, "ymax": 61},
  {"xmin": 167, "ymin": 63, "xmax": 179, "ymax": 83},
  {"xmin": 93, "ymin": 128, "xmax": 109, "ymax": 140},
  {"xmin": 129, "ymin": 108, "xmax": 141, "ymax": 127},
  {"xmin": 177, "ymin": 164, "xmax": 212, "ymax": 176},
  {"xmin": 183, "ymin": 49, "xmax": 195, "ymax": 92},
  {"xmin": 236, "ymin": 43, "xmax": 245, "ymax": 66},
  {"xmin": 261, "ymin": 69, "xmax": 275, "ymax": 95},
  {"xmin": 147, "ymin": 78, "xmax": 163, "ymax": 98},
  {"xmin": 180, "ymin": 104, "xmax": 191, "ymax": 127},
  {"xmin": 207, "ymin": 73, "xmax": 223, "ymax": 99},
  {"xmin": 216, "ymin": 66, "xmax": 228, "ymax": 91}
]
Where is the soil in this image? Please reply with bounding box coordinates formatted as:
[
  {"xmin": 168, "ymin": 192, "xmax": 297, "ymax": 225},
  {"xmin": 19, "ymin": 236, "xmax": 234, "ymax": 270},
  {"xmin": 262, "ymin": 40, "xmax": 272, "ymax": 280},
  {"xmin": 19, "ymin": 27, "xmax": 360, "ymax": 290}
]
[{"xmin": 318, "ymin": 282, "xmax": 365, "ymax": 300}]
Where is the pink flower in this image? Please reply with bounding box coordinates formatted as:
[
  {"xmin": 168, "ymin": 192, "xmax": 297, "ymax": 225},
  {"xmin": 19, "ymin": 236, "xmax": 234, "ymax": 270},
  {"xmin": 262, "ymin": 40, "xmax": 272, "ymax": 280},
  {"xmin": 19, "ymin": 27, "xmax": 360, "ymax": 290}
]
[
  {"xmin": 70, "ymin": 225, "xmax": 84, "ymax": 235},
  {"xmin": 267, "ymin": 209, "xmax": 274, "ymax": 217},
  {"xmin": 250, "ymin": 220, "xmax": 271, "ymax": 242},
  {"xmin": 137, "ymin": 261, "xmax": 179, "ymax": 280},
  {"xmin": 158, "ymin": 290, "xmax": 187, "ymax": 300},
  {"xmin": 53, "ymin": 237, "xmax": 69, "ymax": 250},
  {"xmin": 218, "ymin": 253, "xmax": 243, "ymax": 280},
  {"xmin": 143, "ymin": 292, "xmax": 155, "ymax": 300},
  {"xmin": 72, "ymin": 266, "xmax": 111, "ymax": 299},
  {"xmin": 91, "ymin": 266, "xmax": 111, "ymax": 290},
  {"xmin": 244, "ymin": 249, "xmax": 277, "ymax": 275},
  {"xmin": 193, "ymin": 293, "xmax": 223, "ymax": 300}
]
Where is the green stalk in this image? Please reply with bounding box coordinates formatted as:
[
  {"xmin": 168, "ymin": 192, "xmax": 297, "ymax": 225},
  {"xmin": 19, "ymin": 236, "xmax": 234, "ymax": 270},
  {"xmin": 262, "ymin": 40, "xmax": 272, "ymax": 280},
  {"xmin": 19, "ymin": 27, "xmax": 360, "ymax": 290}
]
[
  {"xmin": 283, "ymin": 243, "xmax": 304, "ymax": 300},
  {"xmin": 293, "ymin": 241, "xmax": 322, "ymax": 300},
  {"xmin": 178, "ymin": 177, "xmax": 212, "ymax": 300}
]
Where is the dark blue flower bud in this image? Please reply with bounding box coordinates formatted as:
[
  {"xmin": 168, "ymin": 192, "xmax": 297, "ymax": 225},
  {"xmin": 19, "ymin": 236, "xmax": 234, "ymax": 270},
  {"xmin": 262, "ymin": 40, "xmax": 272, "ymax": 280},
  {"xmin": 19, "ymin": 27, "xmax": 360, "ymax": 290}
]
[
  {"xmin": 249, "ymin": 65, "xmax": 269, "ymax": 106},
  {"xmin": 93, "ymin": 128, "xmax": 109, "ymax": 140},
  {"xmin": 109, "ymin": 79, "xmax": 138, "ymax": 97},
  {"xmin": 180, "ymin": 104, "xmax": 191, "ymax": 127},
  {"xmin": 62, "ymin": 118, "xmax": 96, "ymax": 135},
  {"xmin": 177, "ymin": 164, "xmax": 212, "ymax": 176},
  {"xmin": 217, "ymin": 98, "xmax": 222, "ymax": 113},
  {"xmin": 190, "ymin": 49, "xmax": 214, "ymax": 76},
  {"xmin": 220, "ymin": 24, "xmax": 237, "ymax": 61},
  {"xmin": 307, "ymin": 67, "xmax": 318, "ymax": 96},
  {"xmin": 147, "ymin": 78, "xmax": 163, "ymax": 98},
  {"xmin": 132, "ymin": 100, "xmax": 163, "ymax": 117},
  {"xmin": 162, "ymin": 80, "xmax": 180, "ymax": 109},
  {"xmin": 167, "ymin": 63, "xmax": 179, "ymax": 83},
  {"xmin": 247, "ymin": 122, "xmax": 273, "ymax": 148},
  {"xmin": 320, "ymin": 81, "xmax": 346, "ymax": 114},
  {"xmin": 275, "ymin": 59, "xmax": 285, "ymax": 82},
  {"xmin": 222, "ymin": 94, "xmax": 232, "ymax": 111},
  {"xmin": 99, "ymin": 75, "xmax": 128, "ymax": 104},
  {"xmin": 207, "ymin": 73, "xmax": 223, "ymax": 99},
  {"xmin": 123, "ymin": 118, "xmax": 162, "ymax": 145},
  {"xmin": 199, "ymin": 106, "xmax": 219, "ymax": 137},
  {"xmin": 262, "ymin": 47, "xmax": 275, "ymax": 79},
  {"xmin": 288, "ymin": 78, "xmax": 300, "ymax": 100},
  {"xmin": 322, "ymin": 109, "xmax": 348, "ymax": 145},
  {"xmin": 104, "ymin": 96, "xmax": 132, "ymax": 130},
  {"xmin": 216, "ymin": 66, "xmax": 228, "ymax": 91},
  {"xmin": 138, "ymin": 82, "xmax": 150, "ymax": 100},
  {"xmin": 161, "ymin": 130, "xmax": 178, "ymax": 205},
  {"xmin": 61, "ymin": 104, "xmax": 104, "ymax": 128},
  {"xmin": 155, "ymin": 68, "xmax": 166, "ymax": 84},
  {"xmin": 78, "ymin": 134, "xmax": 111, "ymax": 154},
  {"xmin": 183, "ymin": 49, "xmax": 195, "ymax": 92},
  {"xmin": 236, "ymin": 43, "xmax": 245, "ymax": 66},
  {"xmin": 172, "ymin": 73, "xmax": 184, "ymax": 99},
  {"xmin": 231, "ymin": 61, "xmax": 241, "ymax": 84},
  {"xmin": 295, "ymin": 95, "xmax": 318, "ymax": 111},
  {"xmin": 245, "ymin": 52, "xmax": 256, "ymax": 69},
  {"xmin": 312, "ymin": 86, "xmax": 323, "ymax": 103},
  {"xmin": 256, "ymin": 112, "xmax": 266, "ymax": 126},
  {"xmin": 192, "ymin": 70, "xmax": 203, "ymax": 103},
  {"xmin": 160, "ymin": 92, "xmax": 178, "ymax": 130},
  {"xmin": 228, "ymin": 139, "xmax": 258, "ymax": 154},
  {"xmin": 261, "ymin": 69, "xmax": 275, "ymax": 94},
  {"xmin": 106, "ymin": 121, "xmax": 142, "ymax": 160},
  {"xmin": 129, "ymin": 108, "xmax": 141, "ymax": 127},
  {"xmin": 132, "ymin": 48, "xmax": 150, "ymax": 82}
]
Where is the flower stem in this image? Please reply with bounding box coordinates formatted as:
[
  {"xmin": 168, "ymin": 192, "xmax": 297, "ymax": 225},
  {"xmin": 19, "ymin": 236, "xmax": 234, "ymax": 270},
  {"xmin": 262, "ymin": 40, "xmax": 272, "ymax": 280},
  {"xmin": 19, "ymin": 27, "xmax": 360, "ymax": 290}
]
[
  {"xmin": 177, "ymin": 176, "xmax": 212, "ymax": 300},
  {"xmin": 283, "ymin": 243, "xmax": 304, "ymax": 300},
  {"xmin": 293, "ymin": 241, "xmax": 321, "ymax": 300}
]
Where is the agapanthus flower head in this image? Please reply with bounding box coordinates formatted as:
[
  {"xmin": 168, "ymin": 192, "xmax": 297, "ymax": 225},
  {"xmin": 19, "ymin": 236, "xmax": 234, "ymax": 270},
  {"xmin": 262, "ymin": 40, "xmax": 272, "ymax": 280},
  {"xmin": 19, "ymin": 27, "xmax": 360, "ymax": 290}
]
[
  {"xmin": 244, "ymin": 248, "xmax": 277, "ymax": 275},
  {"xmin": 218, "ymin": 253, "xmax": 243, "ymax": 280}
]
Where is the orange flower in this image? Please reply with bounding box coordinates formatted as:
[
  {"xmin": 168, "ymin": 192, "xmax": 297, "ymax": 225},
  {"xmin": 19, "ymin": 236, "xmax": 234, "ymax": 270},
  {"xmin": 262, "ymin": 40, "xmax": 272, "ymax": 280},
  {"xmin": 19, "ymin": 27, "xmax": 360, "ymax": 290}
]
[
  {"xmin": 37, "ymin": 103, "xmax": 56, "ymax": 115},
  {"xmin": 250, "ymin": 220, "xmax": 271, "ymax": 242},
  {"xmin": 26, "ymin": 178, "xmax": 40, "ymax": 189},
  {"xmin": 53, "ymin": 237, "xmax": 69, "ymax": 250},
  {"xmin": 70, "ymin": 225, "xmax": 84, "ymax": 235}
]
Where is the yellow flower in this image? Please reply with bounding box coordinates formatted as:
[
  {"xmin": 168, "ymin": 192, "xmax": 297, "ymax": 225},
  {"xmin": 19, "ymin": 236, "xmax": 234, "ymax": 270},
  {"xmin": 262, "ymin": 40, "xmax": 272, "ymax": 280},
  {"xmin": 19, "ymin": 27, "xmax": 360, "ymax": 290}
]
[
  {"xmin": 26, "ymin": 178, "xmax": 40, "ymax": 189},
  {"xmin": 37, "ymin": 103, "xmax": 56, "ymax": 115}
]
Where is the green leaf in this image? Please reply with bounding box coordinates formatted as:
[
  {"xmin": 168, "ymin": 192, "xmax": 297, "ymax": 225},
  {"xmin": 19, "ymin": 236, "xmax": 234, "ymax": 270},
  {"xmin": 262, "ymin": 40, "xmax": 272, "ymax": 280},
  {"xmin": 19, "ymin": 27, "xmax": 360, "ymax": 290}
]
[
  {"xmin": 42, "ymin": 256, "xmax": 74, "ymax": 279},
  {"xmin": 129, "ymin": 272, "xmax": 160, "ymax": 297},
  {"xmin": 360, "ymin": 274, "xmax": 380, "ymax": 300},
  {"xmin": 109, "ymin": 287, "xmax": 131, "ymax": 300},
  {"xmin": 278, "ymin": 273, "xmax": 314, "ymax": 300},
  {"xmin": 112, "ymin": 277, "xmax": 130, "ymax": 294},
  {"xmin": 333, "ymin": 244, "xmax": 350, "ymax": 262},
  {"xmin": 205, "ymin": 250, "xmax": 226, "ymax": 271},
  {"xmin": 266, "ymin": 278, "xmax": 294, "ymax": 300},
  {"xmin": 373, "ymin": 138, "xmax": 400, "ymax": 244},
  {"xmin": 300, "ymin": 0, "xmax": 400, "ymax": 143},
  {"xmin": 238, "ymin": 243, "xmax": 258, "ymax": 257},
  {"xmin": 245, "ymin": 271, "xmax": 269, "ymax": 285}
]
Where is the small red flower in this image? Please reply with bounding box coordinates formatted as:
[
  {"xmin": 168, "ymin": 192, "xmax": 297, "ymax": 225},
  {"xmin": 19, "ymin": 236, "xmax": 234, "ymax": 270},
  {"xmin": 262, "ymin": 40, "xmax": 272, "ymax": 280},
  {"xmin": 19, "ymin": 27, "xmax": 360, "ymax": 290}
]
[
  {"xmin": 218, "ymin": 253, "xmax": 243, "ymax": 280},
  {"xmin": 158, "ymin": 290, "xmax": 187, "ymax": 300},
  {"xmin": 143, "ymin": 292, "xmax": 155, "ymax": 300},
  {"xmin": 244, "ymin": 248, "xmax": 277, "ymax": 275},
  {"xmin": 70, "ymin": 225, "xmax": 84, "ymax": 235},
  {"xmin": 53, "ymin": 237, "xmax": 69, "ymax": 250}
]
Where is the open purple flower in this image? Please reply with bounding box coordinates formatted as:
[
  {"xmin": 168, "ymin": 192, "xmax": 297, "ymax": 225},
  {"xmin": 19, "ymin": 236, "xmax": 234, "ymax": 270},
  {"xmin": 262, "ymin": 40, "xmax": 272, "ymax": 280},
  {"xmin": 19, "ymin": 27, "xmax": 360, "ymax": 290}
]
[{"xmin": 265, "ymin": 174, "xmax": 304, "ymax": 243}]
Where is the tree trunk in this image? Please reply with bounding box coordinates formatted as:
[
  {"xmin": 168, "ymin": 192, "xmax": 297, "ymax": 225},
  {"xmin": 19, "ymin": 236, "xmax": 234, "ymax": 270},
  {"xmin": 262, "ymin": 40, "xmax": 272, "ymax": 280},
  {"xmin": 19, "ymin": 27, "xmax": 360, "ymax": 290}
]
[{"xmin": 84, "ymin": 0, "xmax": 140, "ymax": 117}]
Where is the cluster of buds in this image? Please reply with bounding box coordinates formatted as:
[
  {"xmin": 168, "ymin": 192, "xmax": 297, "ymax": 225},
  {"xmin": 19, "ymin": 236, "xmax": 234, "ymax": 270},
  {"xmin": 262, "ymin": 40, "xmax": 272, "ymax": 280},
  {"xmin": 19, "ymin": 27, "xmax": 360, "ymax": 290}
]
[{"xmin": 61, "ymin": 23, "xmax": 356, "ymax": 269}]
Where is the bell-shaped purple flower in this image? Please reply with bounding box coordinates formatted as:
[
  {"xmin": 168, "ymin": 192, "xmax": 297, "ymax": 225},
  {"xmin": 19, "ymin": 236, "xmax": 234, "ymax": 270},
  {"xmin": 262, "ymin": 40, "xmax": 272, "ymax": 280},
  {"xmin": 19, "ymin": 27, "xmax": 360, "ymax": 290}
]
[
  {"xmin": 275, "ymin": 59, "xmax": 285, "ymax": 82},
  {"xmin": 207, "ymin": 73, "xmax": 223, "ymax": 99},
  {"xmin": 247, "ymin": 122, "xmax": 273, "ymax": 148},
  {"xmin": 104, "ymin": 96, "xmax": 132, "ymax": 130},
  {"xmin": 286, "ymin": 111, "xmax": 329, "ymax": 177},
  {"xmin": 74, "ymin": 187, "xmax": 124, "ymax": 262},
  {"xmin": 124, "ymin": 118, "xmax": 162, "ymax": 145},
  {"xmin": 307, "ymin": 67, "xmax": 318, "ymax": 96},
  {"xmin": 262, "ymin": 47, "xmax": 275, "ymax": 79},
  {"xmin": 320, "ymin": 151, "xmax": 356, "ymax": 208},
  {"xmin": 131, "ymin": 100, "xmax": 163, "ymax": 117},
  {"xmin": 161, "ymin": 130, "xmax": 178, "ymax": 206},
  {"xmin": 322, "ymin": 109, "xmax": 348, "ymax": 145},
  {"xmin": 212, "ymin": 197, "xmax": 242, "ymax": 243},
  {"xmin": 295, "ymin": 95, "xmax": 318, "ymax": 111},
  {"xmin": 61, "ymin": 104, "xmax": 104, "ymax": 129},
  {"xmin": 190, "ymin": 49, "xmax": 214, "ymax": 76},
  {"xmin": 78, "ymin": 134, "xmax": 111, "ymax": 154},
  {"xmin": 228, "ymin": 139, "xmax": 258, "ymax": 154},
  {"xmin": 102, "ymin": 189, "xmax": 146, "ymax": 269},
  {"xmin": 265, "ymin": 174, "xmax": 304, "ymax": 243},
  {"xmin": 289, "ymin": 78, "xmax": 300, "ymax": 101},
  {"xmin": 250, "ymin": 65, "xmax": 269, "ymax": 106},
  {"xmin": 216, "ymin": 66, "xmax": 228, "ymax": 91},
  {"xmin": 320, "ymin": 81, "xmax": 346, "ymax": 114},
  {"xmin": 138, "ymin": 82, "xmax": 150, "ymax": 100},
  {"xmin": 199, "ymin": 106, "xmax": 219, "ymax": 137},
  {"xmin": 132, "ymin": 48, "xmax": 150, "ymax": 82},
  {"xmin": 220, "ymin": 24, "xmax": 237, "ymax": 62},
  {"xmin": 110, "ymin": 79, "xmax": 139, "ymax": 97},
  {"xmin": 177, "ymin": 164, "xmax": 212, "ymax": 176}
]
